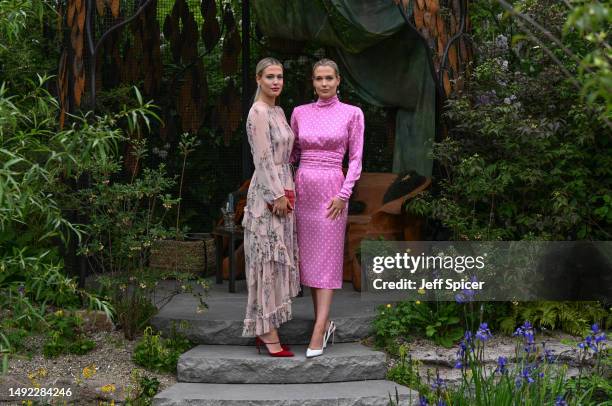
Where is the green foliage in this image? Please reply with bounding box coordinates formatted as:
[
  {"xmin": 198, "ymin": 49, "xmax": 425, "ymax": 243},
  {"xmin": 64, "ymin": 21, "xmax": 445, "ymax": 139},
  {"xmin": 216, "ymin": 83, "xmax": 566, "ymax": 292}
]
[
  {"xmin": 565, "ymin": 1, "xmax": 612, "ymax": 121},
  {"xmin": 499, "ymin": 301, "xmax": 612, "ymax": 337},
  {"xmin": 124, "ymin": 369, "xmax": 161, "ymax": 406},
  {"xmin": 388, "ymin": 321, "xmax": 610, "ymax": 406},
  {"xmin": 132, "ymin": 325, "xmax": 194, "ymax": 373},
  {"xmin": 0, "ymin": 0, "xmax": 59, "ymax": 90},
  {"xmin": 374, "ymin": 302, "xmax": 464, "ymax": 348},
  {"xmin": 386, "ymin": 344, "xmax": 424, "ymax": 390},
  {"xmin": 407, "ymin": 0, "xmax": 611, "ymax": 241},
  {"xmin": 0, "ymin": 331, "xmax": 10, "ymax": 374},
  {"xmin": 42, "ymin": 312, "xmax": 95, "ymax": 358},
  {"xmin": 72, "ymin": 123, "xmax": 208, "ymax": 339}
]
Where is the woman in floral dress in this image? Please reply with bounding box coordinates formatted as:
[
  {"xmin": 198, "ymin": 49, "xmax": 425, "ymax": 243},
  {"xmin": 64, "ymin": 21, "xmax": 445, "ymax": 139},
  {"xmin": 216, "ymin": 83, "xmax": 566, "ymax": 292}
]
[{"xmin": 241, "ymin": 58, "xmax": 300, "ymax": 357}]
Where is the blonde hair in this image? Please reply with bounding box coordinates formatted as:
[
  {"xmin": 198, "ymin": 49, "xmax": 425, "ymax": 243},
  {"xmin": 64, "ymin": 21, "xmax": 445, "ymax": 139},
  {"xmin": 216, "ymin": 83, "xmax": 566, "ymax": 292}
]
[
  {"xmin": 312, "ymin": 58, "xmax": 340, "ymax": 78},
  {"xmin": 253, "ymin": 57, "xmax": 283, "ymax": 104}
]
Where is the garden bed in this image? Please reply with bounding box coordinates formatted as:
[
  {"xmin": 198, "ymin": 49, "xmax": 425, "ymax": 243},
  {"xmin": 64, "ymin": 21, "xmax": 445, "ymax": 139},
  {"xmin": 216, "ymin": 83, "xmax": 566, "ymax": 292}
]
[
  {"xmin": 374, "ymin": 332, "xmax": 588, "ymax": 387},
  {"xmin": 0, "ymin": 330, "xmax": 176, "ymax": 405}
]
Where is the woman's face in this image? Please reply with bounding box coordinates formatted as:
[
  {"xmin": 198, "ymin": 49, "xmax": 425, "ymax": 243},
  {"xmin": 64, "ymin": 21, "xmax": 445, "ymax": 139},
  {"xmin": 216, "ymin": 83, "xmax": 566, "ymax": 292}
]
[
  {"xmin": 256, "ymin": 65, "xmax": 284, "ymax": 99},
  {"xmin": 313, "ymin": 66, "xmax": 340, "ymax": 99}
]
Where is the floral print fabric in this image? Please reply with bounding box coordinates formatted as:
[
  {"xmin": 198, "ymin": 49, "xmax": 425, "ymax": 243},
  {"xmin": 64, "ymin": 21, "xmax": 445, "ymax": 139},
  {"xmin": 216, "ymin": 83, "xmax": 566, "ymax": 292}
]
[{"xmin": 242, "ymin": 101, "xmax": 301, "ymax": 337}]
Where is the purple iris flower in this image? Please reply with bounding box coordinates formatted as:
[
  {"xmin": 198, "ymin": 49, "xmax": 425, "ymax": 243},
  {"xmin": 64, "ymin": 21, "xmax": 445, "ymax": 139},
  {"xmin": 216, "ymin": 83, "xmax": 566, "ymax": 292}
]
[
  {"xmin": 431, "ymin": 372, "xmax": 447, "ymax": 391},
  {"xmin": 455, "ymin": 276, "xmax": 478, "ymax": 303},
  {"xmin": 476, "ymin": 323, "xmax": 493, "ymax": 341},
  {"xmin": 496, "ymin": 356, "xmax": 508, "ymax": 374}
]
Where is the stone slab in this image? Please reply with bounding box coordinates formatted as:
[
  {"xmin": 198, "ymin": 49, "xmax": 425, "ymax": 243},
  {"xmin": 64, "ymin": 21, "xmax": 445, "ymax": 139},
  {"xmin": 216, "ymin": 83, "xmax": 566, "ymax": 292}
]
[
  {"xmin": 178, "ymin": 343, "xmax": 387, "ymax": 383},
  {"xmin": 151, "ymin": 281, "xmax": 389, "ymax": 345},
  {"xmin": 153, "ymin": 381, "xmax": 419, "ymax": 406}
]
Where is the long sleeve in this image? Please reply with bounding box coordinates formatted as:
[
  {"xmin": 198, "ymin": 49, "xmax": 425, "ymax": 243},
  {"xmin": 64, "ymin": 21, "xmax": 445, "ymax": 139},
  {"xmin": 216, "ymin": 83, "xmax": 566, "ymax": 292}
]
[
  {"xmin": 248, "ymin": 106, "xmax": 285, "ymax": 200},
  {"xmin": 289, "ymin": 110, "xmax": 301, "ymax": 165},
  {"xmin": 337, "ymin": 107, "xmax": 364, "ymax": 201}
]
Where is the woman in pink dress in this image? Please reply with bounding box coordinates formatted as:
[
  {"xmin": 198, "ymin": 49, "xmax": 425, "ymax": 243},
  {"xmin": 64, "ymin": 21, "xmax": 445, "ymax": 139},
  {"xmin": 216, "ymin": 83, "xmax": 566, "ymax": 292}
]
[
  {"xmin": 290, "ymin": 59, "xmax": 364, "ymax": 358},
  {"xmin": 242, "ymin": 58, "xmax": 300, "ymax": 357}
]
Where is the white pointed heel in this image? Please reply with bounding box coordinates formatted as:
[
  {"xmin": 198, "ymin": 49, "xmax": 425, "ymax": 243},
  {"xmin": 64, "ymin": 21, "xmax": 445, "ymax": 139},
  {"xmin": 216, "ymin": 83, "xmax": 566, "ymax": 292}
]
[
  {"xmin": 306, "ymin": 321, "xmax": 336, "ymax": 358},
  {"xmin": 305, "ymin": 347, "xmax": 324, "ymax": 358},
  {"xmin": 323, "ymin": 320, "xmax": 336, "ymax": 349}
]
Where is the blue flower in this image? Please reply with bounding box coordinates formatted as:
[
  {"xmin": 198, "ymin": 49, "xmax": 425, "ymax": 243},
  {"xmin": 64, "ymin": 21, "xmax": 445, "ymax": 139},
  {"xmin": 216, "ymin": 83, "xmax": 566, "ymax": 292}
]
[
  {"xmin": 475, "ymin": 323, "xmax": 492, "ymax": 341},
  {"xmin": 513, "ymin": 321, "xmax": 534, "ymax": 338},
  {"xmin": 579, "ymin": 327, "xmax": 607, "ymax": 354},
  {"xmin": 496, "ymin": 356, "xmax": 508, "ymax": 374},
  {"xmin": 540, "ymin": 342, "xmax": 556, "ymax": 363},
  {"xmin": 544, "ymin": 348, "xmax": 555, "ymax": 363},
  {"xmin": 515, "ymin": 365, "xmax": 535, "ymax": 387},
  {"xmin": 431, "ymin": 372, "xmax": 447, "ymax": 391},
  {"xmin": 455, "ymin": 276, "xmax": 478, "ymax": 303},
  {"xmin": 514, "ymin": 321, "xmax": 536, "ymax": 353},
  {"xmin": 418, "ymin": 396, "xmax": 429, "ymax": 406},
  {"xmin": 554, "ymin": 395, "xmax": 568, "ymax": 406}
]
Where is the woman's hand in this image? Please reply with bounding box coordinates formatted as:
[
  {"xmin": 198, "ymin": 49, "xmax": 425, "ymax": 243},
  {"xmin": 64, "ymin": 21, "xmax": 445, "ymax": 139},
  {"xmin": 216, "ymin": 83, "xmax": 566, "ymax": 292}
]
[
  {"xmin": 272, "ymin": 195, "xmax": 292, "ymax": 217},
  {"xmin": 326, "ymin": 197, "xmax": 346, "ymax": 220}
]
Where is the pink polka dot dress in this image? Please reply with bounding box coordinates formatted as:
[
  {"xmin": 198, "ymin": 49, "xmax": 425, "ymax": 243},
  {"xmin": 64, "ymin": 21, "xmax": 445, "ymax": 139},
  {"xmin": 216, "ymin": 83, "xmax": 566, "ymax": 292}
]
[{"xmin": 290, "ymin": 95, "xmax": 364, "ymax": 289}]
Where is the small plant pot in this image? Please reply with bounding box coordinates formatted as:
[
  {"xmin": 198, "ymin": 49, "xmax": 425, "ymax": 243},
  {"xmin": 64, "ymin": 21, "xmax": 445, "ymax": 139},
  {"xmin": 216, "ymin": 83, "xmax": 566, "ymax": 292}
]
[{"xmin": 149, "ymin": 233, "xmax": 215, "ymax": 275}]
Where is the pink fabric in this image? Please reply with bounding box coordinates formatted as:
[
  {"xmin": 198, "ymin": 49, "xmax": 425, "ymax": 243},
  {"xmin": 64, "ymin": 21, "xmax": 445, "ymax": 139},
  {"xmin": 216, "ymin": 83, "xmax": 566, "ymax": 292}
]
[
  {"xmin": 242, "ymin": 101, "xmax": 300, "ymax": 337},
  {"xmin": 290, "ymin": 95, "xmax": 364, "ymax": 289}
]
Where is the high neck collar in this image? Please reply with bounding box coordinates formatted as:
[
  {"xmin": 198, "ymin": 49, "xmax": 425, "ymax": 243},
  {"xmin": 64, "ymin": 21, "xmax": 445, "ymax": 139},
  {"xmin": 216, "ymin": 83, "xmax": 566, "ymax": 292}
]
[{"xmin": 315, "ymin": 95, "xmax": 339, "ymax": 108}]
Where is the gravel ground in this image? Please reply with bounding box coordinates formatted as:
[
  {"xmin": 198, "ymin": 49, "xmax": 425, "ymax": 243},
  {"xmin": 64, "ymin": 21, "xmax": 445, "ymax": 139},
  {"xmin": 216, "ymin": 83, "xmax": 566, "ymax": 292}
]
[{"xmin": 1, "ymin": 330, "xmax": 176, "ymax": 405}]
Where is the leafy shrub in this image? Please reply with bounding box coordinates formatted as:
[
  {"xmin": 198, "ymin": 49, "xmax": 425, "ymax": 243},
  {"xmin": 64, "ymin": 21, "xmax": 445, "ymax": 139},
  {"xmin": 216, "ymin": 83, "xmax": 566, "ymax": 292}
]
[
  {"xmin": 499, "ymin": 301, "xmax": 612, "ymax": 337},
  {"xmin": 132, "ymin": 326, "xmax": 194, "ymax": 373},
  {"xmin": 0, "ymin": 76, "xmax": 161, "ymax": 363},
  {"xmin": 406, "ymin": 1, "xmax": 611, "ymax": 242},
  {"xmin": 73, "ymin": 124, "xmax": 209, "ymax": 339},
  {"xmin": 42, "ymin": 312, "xmax": 95, "ymax": 358},
  {"xmin": 386, "ymin": 344, "xmax": 422, "ymax": 389},
  {"xmin": 124, "ymin": 369, "xmax": 161, "ymax": 406},
  {"xmin": 374, "ymin": 302, "xmax": 463, "ymax": 348}
]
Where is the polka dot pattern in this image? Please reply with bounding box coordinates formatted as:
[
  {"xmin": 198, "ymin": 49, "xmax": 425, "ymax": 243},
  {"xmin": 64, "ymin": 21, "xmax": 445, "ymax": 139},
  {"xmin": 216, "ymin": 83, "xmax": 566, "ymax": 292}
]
[{"xmin": 289, "ymin": 96, "xmax": 365, "ymax": 289}]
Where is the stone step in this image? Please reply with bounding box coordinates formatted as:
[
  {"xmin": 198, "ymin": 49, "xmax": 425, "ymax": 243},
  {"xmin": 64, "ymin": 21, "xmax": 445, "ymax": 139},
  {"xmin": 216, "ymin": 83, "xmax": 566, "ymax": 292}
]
[
  {"xmin": 151, "ymin": 281, "xmax": 388, "ymax": 345},
  {"xmin": 178, "ymin": 343, "xmax": 387, "ymax": 384},
  {"xmin": 153, "ymin": 381, "xmax": 419, "ymax": 406}
]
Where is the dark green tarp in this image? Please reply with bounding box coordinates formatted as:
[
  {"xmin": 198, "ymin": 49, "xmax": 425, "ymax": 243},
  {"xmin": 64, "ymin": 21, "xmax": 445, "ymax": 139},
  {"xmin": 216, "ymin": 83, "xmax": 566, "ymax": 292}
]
[{"xmin": 253, "ymin": 0, "xmax": 435, "ymax": 175}]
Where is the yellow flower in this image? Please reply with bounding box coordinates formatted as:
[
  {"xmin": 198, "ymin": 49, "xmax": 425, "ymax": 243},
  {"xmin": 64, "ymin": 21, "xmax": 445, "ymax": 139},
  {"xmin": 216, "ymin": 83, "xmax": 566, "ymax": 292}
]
[
  {"xmin": 417, "ymin": 288, "xmax": 426, "ymax": 295},
  {"xmin": 54, "ymin": 309, "xmax": 64, "ymax": 317},
  {"xmin": 386, "ymin": 304, "xmax": 392, "ymax": 308},
  {"xmin": 83, "ymin": 365, "xmax": 97, "ymax": 379},
  {"xmin": 416, "ymin": 300, "xmax": 421, "ymax": 305},
  {"xmin": 36, "ymin": 367, "xmax": 47, "ymax": 378},
  {"xmin": 100, "ymin": 384, "xmax": 116, "ymax": 393}
]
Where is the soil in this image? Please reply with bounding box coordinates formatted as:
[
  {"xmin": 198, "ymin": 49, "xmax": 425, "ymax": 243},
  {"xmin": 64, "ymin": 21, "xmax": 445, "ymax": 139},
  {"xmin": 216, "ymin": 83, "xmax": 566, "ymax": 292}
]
[{"xmin": 0, "ymin": 330, "xmax": 176, "ymax": 405}]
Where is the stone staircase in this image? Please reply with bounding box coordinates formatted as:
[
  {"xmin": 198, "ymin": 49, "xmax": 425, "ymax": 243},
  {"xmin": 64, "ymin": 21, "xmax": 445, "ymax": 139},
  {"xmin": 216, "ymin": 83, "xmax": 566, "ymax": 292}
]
[{"xmin": 150, "ymin": 280, "xmax": 419, "ymax": 405}]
